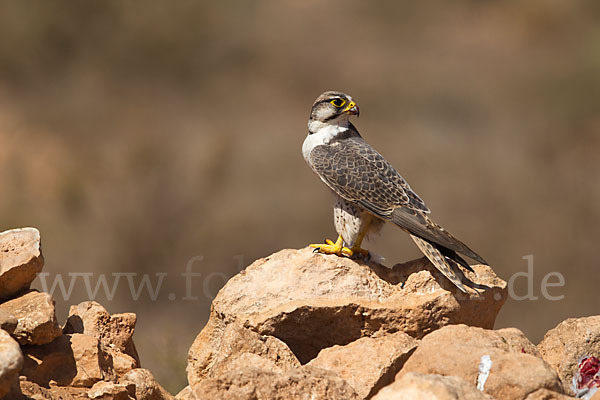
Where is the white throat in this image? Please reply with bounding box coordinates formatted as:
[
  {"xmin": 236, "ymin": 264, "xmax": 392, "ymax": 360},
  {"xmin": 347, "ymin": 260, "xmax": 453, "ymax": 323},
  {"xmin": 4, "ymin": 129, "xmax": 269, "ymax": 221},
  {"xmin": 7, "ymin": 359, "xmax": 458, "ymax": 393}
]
[{"xmin": 302, "ymin": 120, "xmax": 349, "ymax": 162}]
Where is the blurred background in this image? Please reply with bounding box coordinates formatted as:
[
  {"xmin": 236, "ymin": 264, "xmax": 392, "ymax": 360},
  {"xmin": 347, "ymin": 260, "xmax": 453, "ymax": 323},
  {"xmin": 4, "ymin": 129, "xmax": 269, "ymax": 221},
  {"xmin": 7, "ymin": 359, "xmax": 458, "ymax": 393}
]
[{"xmin": 1, "ymin": 0, "xmax": 599, "ymax": 393}]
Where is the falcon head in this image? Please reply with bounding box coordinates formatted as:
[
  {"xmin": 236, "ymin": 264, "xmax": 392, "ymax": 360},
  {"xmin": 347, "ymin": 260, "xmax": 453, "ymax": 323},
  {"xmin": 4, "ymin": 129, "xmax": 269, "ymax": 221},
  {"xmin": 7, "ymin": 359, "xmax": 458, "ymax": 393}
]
[{"xmin": 309, "ymin": 91, "xmax": 359, "ymax": 124}]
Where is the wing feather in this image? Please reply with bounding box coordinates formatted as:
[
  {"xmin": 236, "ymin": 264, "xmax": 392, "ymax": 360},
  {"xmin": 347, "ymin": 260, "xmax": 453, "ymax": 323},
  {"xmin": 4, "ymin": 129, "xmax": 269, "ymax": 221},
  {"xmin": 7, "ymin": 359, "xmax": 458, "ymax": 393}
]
[{"xmin": 309, "ymin": 136, "xmax": 487, "ymax": 264}]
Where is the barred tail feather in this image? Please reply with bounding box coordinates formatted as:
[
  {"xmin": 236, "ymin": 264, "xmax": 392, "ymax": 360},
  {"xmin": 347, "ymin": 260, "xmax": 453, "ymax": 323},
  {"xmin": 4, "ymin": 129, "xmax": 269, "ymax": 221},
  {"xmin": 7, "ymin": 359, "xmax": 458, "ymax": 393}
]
[{"xmin": 410, "ymin": 234, "xmax": 469, "ymax": 293}]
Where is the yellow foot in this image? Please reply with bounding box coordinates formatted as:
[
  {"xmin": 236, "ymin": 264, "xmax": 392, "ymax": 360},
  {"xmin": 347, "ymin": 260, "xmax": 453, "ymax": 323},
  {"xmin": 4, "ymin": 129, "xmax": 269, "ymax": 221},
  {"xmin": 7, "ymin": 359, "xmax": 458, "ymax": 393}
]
[{"xmin": 310, "ymin": 235, "xmax": 353, "ymax": 257}]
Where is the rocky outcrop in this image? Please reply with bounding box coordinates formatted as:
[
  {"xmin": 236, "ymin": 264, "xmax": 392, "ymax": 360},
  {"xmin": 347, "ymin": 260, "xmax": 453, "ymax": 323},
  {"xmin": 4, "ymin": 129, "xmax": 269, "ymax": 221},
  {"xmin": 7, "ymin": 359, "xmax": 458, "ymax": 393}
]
[
  {"xmin": 0, "ymin": 228, "xmax": 44, "ymax": 301},
  {"xmin": 192, "ymin": 365, "xmax": 360, "ymax": 400},
  {"xmin": 0, "ymin": 329, "xmax": 23, "ymax": 398},
  {"xmin": 191, "ymin": 248, "xmax": 506, "ymax": 366},
  {"xmin": 0, "ymin": 226, "xmax": 594, "ymax": 400},
  {"xmin": 371, "ymin": 372, "xmax": 493, "ymax": 400},
  {"xmin": 538, "ymin": 316, "xmax": 600, "ymax": 395},
  {"xmin": 188, "ymin": 320, "xmax": 300, "ymax": 387},
  {"xmin": 306, "ymin": 332, "xmax": 418, "ymax": 399},
  {"xmin": 0, "ymin": 290, "xmax": 62, "ymax": 346},
  {"xmin": 186, "ymin": 247, "xmax": 509, "ymax": 399},
  {"xmin": 0, "ymin": 227, "xmax": 172, "ymax": 400},
  {"xmin": 119, "ymin": 368, "xmax": 174, "ymax": 400},
  {"xmin": 397, "ymin": 324, "xmax": 563, "ymax": 399}
]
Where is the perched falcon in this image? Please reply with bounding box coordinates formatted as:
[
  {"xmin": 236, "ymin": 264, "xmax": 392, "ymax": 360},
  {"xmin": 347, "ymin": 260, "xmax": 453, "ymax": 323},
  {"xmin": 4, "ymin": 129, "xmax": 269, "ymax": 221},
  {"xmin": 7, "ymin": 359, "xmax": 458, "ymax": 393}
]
[{"xmin": 302, "ymin": 90, "xmax": 488, "ymax": 293}]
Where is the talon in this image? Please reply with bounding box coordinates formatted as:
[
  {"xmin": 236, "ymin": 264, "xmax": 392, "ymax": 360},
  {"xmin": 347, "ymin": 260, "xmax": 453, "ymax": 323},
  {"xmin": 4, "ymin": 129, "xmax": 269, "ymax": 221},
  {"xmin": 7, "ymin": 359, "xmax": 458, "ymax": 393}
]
[
  {"xmin": 308, "ymin": 235, "xmax": 352, "ymax": 257},
  {"xmin": 341, "ymin": 247, "xmax": 353, "ymax": 257}
]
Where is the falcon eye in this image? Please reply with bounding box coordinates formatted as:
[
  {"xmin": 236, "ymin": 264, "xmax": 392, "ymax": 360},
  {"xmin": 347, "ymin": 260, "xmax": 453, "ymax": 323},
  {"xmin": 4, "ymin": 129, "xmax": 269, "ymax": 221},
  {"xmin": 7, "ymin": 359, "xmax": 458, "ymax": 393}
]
[{"xmin": 330, "ymin": 98, "xmax": 346, "ymax": 108}]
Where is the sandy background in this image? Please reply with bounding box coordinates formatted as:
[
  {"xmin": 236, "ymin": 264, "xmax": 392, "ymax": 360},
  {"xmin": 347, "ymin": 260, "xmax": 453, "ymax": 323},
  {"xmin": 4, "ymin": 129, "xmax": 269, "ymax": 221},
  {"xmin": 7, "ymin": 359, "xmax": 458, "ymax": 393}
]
[{"xmin": 1, "ymin": 1, "xmax": 599, "ymax": 392}]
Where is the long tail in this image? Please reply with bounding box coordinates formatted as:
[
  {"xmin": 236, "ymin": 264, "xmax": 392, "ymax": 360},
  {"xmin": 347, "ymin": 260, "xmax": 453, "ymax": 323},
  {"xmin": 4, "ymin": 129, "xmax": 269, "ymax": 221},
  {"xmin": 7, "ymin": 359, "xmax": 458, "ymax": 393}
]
[
  {"xmin": 391, "ymin": 208, "xmax": 488, "ymax": 265},
  {"xmin": 410, "ymin": 234, "xmax": 470, "ymax": 293}
]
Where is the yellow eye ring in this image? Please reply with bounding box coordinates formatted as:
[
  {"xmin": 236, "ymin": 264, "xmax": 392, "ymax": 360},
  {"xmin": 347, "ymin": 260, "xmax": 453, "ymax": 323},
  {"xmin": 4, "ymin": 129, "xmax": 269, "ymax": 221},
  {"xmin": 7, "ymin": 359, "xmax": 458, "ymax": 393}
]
[{"xmin": 330, "ymin": 98, "xmax": 346, "ymax": 108}]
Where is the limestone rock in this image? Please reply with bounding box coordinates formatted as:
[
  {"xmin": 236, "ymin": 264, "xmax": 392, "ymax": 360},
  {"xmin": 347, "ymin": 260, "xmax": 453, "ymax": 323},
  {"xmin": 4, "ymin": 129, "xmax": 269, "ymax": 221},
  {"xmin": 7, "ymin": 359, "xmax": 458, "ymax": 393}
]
[
  {"xmin": 118, "ymin": 368, "xmax": 174, "ymax": 400},
  {"xmin": 524, "ymin": 388, "xmax": 577, "ymax": 399},
  {"xmin": 195, "ymin": 248, "xmax": 506, "ymax": 364},
  {"xmin": 187, "ymin": 319, "xmax": 300, "ymax": 387},
  {"xmin": 306, "ymin": 331, "xmax": 418, "ymax": 399},
  {"xmin": 111, "ymin": 349, "xmax": 138, "ymax": 377},
  {"xmin": 192, "ymin": 365, "xmax": 359, "ymax": 400},
  {"xmin": 0, "ymin": 308, "xmax": 17, "ymax": 335},
  {"xmin": 64, "ymin": 301, "xmax": 140, "ymax": 366},
  {"xmin": 0, "ymin": 329, "xmax": 23, "ymax": 398},
  {"xmin": 398, "ymin": 324, "xmax": 563, "ymax": 400},
  {"xmin": 538, "ymin": 316, "xmax": 600, "ymax": 394},
  {"xmin": 372, "ymin": 372, "xmax": 493, "ymax": 400},
  {"xmin": 0, "ymin": 291, "xmax": 61, "ymax": 345},
  {"xmin": 88, "ymin": 381, "xmax": 135, "ymax": 400},
  {"xmin": 0, "ymin": 227, "xmax": 44, "ymax": 301},
  {"xmin": 21, "ymin": 333, "xmax": 115, "ymax": 388},
  {"xmin": 19, "ymin": 379, "xmax": 90, "ymax": 399}
]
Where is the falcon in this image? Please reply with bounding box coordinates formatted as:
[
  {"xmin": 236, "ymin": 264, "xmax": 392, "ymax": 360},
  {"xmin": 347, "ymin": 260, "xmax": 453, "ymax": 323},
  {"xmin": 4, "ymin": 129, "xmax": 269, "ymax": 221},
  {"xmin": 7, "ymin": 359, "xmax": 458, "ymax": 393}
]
[{"xmin": 302, "ymin": 90, "xmax": 488, "ymax": 293}]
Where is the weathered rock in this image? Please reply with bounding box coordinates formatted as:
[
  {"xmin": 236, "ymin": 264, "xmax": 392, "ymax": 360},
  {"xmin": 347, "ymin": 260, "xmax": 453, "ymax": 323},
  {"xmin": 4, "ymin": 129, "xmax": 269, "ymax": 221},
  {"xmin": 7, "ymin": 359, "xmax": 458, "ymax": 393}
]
[
  {"xmin": 187, "ymin": 319, "xmax": 300, "ymax": 388},
  {"xmin": 175, "ymin": 385, "xmax": 193, "ymax": 400},
  {"xmin": 118, "ymin": 368, "xmax": 174, "ymax": 400},
  {"xmin": 0, "ymin": 308, "xmax": 17, "ymax": 335},
  {"xmin": 0, "ymin": 227, "xmax": 44, "ymax": 301},
  {"xmin": 192, "ymin": 365, "xmax": 359, "ymax": 400},
  {"xmin": 64, "ymin": 301, "xmax": 140, "ymax": 366},
  {"xmin": 193, "ymin": 248, "xmax": 506, "ymax": 365},
  {"xmin": 524, "ymin": 388, "xmax": 577, "ymax": 399},
  {"xmin": 0, "ymin": 291, "xmax": 61, "ymax": 345},
  {"xmin": 22, "ymin": 333, "xmax": 115, "ymax": 388},
  {"xmin": 88, "ymin": 381, "xmax": 135, "ymax": 400},
  {"xmin": 18, "ymin": 378, "xmax": 90, "ymax": 399},
  {"xmin": 398, "ymin": 325, "xmax": 563, "ymax": 400},
  {"xmin": 372, "ymin": 372, "xmax": 493, "ymax": 400},
  {"xmin": 306, "ymin": 331, "xmax": 418, "ymax": 399},
  {"xmin": 110, "ymin": 348, "xmax": 138, "ymax": 377},
  {"xmin": 0, "ymin": 329, "xmax": 23, "ymax": 398},
  {"xmin": 498, "ymin": 326, "xmax": 541, "ymax": 357},
  {"xmin": 538, "ymin": 316, "xmax": 600, "ymax": 394}
]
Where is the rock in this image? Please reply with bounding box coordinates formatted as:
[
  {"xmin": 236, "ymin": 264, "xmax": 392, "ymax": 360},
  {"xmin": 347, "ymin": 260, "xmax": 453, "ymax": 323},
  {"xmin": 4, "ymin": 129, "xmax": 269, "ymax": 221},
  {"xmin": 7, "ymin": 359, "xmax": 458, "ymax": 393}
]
[
  {"xmin": 497, "ymin": 326, "xmax": 541, "ymax": 357},
  {"xmin": 0, "ymin": 227, "xmax": 44, "ymax": 301},
  {"xmin": 21, "ymin": 333, "xmax": 115, "ymax": 388},
  {"xmin": 524, "ymin": 388, "xmax": 577, "ymax": 399},
  {"xmin": 192, "ymin": 365, "xmax": 359, "ymax": 400},
  {"xmin": 111, "ymin": 349, "xmax": 138, "ymax": 377},
  {"xmin": 88, "ymin": 381, "xmax": 135, "ymax": 400},
  {"xmin": 306, "ymin": 331, "xmax": 418, "ymax": 399},
  {"xmin": 175, "ymin": 385, "xmax": 193, "ymax": 400},
  {"xmin": 538, "ymin": 316, "xmax": 600, "ymax": 394},
  {"xmin": 371, "ymin": 372, "xmax": 493, "ymax": 400},
  {"xmin": 0, "ymin": 308, "xmax": 17, "ymax": 335},
  {"xmin": 118, "ymin": 368, "xmax": 174, "ymax": 400},
  {"xmin": 0, "ymin": 291, "xmax": 61, "ymax": 345},
  {"xmin": 187, "ymin": 319, "xmax": 300, "ymax": 388},
  {"xmin": 0, "ymin": 329, "xmax": 23, "ymax": 398},
  {"xmin": 194, "ymin": 248, "xmax": 506, "ymax": 365},
  {"xmin": 19, "ymin": 378, "xmax": 90, "ymax": 399},
  {"xmin": 398, "ymin": 324, "xmax": 563, "ymax": 400},
  {"xmin": 64, "ymin": 301, "xmax": 140, "ymax": 366}
]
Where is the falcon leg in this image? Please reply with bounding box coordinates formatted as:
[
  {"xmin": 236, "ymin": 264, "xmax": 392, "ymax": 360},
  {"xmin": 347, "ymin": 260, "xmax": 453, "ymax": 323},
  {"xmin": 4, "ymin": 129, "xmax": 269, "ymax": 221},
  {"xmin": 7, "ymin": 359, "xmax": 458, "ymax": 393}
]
[
  {"xmin": 349, "ymin": 219, "xmax": 371, "ymax": 258},
  {"xmin": 310, "ymin": 235, "xmax": 353, "ymax": 257}
]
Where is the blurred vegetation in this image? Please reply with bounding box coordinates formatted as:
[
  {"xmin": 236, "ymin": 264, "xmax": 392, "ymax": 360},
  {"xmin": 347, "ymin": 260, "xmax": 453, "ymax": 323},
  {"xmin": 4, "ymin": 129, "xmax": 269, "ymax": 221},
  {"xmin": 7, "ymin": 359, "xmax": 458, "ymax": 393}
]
[{"xmin": 1, "ymin": 0, "xmax": 599, "ymax": 393}]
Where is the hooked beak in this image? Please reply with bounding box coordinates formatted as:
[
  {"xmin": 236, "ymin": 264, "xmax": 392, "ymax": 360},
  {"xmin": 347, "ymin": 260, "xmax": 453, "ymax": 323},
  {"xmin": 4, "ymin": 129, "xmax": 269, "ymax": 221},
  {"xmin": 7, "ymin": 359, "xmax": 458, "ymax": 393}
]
[{"xmin": 343, "ymin": 101, "xmax": 360, "ymax": 117}]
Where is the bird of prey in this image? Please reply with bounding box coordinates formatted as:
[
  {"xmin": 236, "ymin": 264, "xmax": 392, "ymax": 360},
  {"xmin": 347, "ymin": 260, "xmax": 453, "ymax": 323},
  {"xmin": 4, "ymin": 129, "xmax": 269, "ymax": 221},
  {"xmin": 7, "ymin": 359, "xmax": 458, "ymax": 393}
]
[{"xmin": 302, "ymin": 90, "xmax": 488, "ymax": 293}]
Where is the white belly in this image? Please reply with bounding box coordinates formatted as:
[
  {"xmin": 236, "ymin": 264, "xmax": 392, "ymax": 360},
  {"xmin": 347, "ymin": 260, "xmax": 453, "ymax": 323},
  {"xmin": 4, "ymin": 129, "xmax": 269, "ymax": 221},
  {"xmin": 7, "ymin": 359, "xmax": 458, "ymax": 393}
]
[{"xmin": 333, "ymin": 195, "xmax": 384, "ymax": 247}]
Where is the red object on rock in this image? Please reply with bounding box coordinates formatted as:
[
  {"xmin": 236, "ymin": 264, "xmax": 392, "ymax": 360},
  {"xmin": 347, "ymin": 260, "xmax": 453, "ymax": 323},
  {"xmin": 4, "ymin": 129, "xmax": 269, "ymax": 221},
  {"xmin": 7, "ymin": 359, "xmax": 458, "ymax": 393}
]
[{"xmin": 575, "ymin": 356, "xmax": 600, "ymax": 391}]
